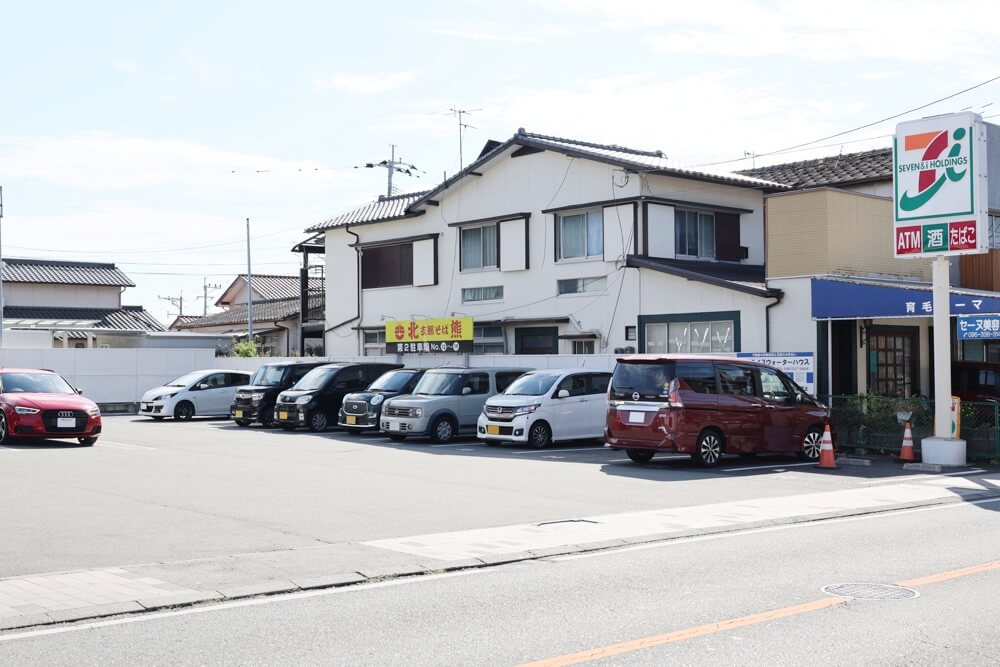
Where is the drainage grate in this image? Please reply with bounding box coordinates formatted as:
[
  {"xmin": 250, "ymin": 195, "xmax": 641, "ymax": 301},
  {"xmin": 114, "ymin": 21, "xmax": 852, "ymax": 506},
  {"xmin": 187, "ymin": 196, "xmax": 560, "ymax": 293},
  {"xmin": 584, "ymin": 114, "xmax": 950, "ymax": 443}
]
[{"xmin": 822, "ymin": 583, "xmax": 919, "ymax": 600}]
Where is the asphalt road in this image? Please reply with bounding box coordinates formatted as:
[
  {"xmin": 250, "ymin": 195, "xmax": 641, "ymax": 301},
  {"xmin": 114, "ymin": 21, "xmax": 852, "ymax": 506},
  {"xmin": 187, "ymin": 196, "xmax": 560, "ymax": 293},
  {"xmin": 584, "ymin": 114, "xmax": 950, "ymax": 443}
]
[
  {"xmin": 1, "ymin": 494, "xmax": 997, "ymax": 665},
  {"xmin": 0, "ymin": 415, "xmax": 905, "ymax": 577}
]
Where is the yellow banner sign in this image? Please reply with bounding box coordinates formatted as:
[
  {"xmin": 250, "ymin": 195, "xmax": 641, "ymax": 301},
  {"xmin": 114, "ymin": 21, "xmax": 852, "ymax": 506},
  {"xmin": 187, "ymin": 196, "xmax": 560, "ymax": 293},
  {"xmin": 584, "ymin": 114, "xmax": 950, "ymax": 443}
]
[{"xmin": 385, "ymin": 317, "xmax": 473, "ymax": 344}]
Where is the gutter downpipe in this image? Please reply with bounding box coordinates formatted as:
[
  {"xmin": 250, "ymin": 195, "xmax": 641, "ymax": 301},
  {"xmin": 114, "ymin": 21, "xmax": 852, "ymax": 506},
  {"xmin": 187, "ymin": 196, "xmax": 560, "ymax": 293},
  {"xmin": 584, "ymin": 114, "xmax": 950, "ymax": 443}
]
[
  {"xmin": 323, "ymin": 225, "xmax": 362, "ymax": 354},
  {"xmin": 274, "ymin": 321, "xmax": 291, "ymax": 357},
  {"xmin": 764, "ymin": 292, "xmax": 782, "ymax": 352}
]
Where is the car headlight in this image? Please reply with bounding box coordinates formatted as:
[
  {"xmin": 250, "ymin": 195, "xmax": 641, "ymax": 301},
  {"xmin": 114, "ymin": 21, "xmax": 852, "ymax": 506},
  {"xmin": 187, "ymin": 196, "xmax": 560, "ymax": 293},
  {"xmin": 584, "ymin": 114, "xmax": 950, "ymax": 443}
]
[
  {"xmin": 87, "ymin": 406, "xmax": 101, "ymax": 417},
  {"xmin": 513, "ymin": 404, "xmax": 540, "ymax": 415},
  {"xmin": 413, "ymin": 407, "xmax": 423, "ymax": 418},
  {"xmin": 153, "ymin": 391, "xmax": 179, "ymax": 402},
  {"xmin": 295, "ymin": 395, "xmax": 313, "ymax": 405},
  {"xmin": 14, "ymin": 406, "xmax": 39, "ymax": 415},
  {"xmin": 250, "ymin": 392, "xmax": 265, "ymax": 401},
  {"xmin": 370, "ymin": 394, "xmax": 384, "ymax": 406}
]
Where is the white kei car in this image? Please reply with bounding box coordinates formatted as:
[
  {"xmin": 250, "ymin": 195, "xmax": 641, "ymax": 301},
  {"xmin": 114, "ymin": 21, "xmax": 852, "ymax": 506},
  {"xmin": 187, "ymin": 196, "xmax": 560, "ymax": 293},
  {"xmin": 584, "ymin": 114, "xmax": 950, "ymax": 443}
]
[
  {"xmin": 139, "ymin": 369, "xmax": 252, "ymax": 420},
  {"xmin": 477, "ymin": 369, "xmax": 612, "ymax": 448}
]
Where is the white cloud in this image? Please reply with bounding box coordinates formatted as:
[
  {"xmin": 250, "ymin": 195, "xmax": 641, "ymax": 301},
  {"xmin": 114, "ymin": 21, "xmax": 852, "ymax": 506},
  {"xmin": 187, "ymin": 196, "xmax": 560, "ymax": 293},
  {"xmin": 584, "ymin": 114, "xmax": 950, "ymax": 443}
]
[
  {"xmin": 114, "ymin": 61, "xmax": 138, "ymax": 73},
  {"xmin": 427, "ymin": 20, "xmax": 571, "ymax": 43},
  {"xmin": 314, "ymin": 72, "xmax": 417, "ymax": 94}
]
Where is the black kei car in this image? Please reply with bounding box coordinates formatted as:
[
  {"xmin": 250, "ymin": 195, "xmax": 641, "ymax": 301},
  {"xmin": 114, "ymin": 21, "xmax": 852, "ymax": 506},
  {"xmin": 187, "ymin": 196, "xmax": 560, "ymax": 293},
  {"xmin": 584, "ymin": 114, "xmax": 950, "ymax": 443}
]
[
  {"xmin": 273, "ymin": 362, "xmax": 402, "ymax": 432},
  {"xmin": 232, "ymin": 360, "xmax": 330, "ymax": 427},
  {"xmin": 337, "ymin": 368, "xmax": 426, "ymax": 434}
]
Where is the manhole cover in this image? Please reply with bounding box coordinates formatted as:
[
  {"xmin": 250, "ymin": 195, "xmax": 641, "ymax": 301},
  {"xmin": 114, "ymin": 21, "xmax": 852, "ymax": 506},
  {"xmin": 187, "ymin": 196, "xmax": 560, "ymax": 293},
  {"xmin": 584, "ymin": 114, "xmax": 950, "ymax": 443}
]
[{"xmin": 822, "ymin": 583, "xmax": 919, "ymax": 600}]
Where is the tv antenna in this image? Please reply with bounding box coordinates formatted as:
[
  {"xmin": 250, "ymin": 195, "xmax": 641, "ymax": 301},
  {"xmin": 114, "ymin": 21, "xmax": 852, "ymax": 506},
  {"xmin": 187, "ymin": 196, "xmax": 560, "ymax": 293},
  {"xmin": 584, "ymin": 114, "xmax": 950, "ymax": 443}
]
[
  {"xmin": 449, "ymin": 107, "xmax": 481, "ymax": 169},
  {"xmin": 356, "ymin": 145, "xmax": 423, "ymax": 197},
  {"xmin": 197, "ymin": 278, "xmax": 222, "ymax": 316},
  {"xmin": 744, "ymin": 150, "xmax": 759, "ymax": 169}
]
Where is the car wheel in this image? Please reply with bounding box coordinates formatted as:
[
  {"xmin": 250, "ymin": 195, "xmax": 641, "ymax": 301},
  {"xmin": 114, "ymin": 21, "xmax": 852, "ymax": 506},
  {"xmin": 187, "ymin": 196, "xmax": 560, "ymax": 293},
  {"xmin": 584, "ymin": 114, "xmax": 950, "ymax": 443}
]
[
  {"xmin": 173, "ymin": 401, "xmax": 195, "ymax": 421},
  {"xmin": 626, "ymin": 448, "xmax": 655, "ymax": 464},
  {"xmin": 280, "ymin": 424, "xmax": 297, "ymax": 431},
  {"xmin": 234, "ymin": 419, "xmax": 251, "ymax": 427},
  {"xmin": 388, "ymin": 434, "xmax": 407, "ymax": 442},
  {"xmin": 78, "ymin": 437, "xmax": 98, "ymax": 446},
  {"xmin": 797, "ymin": 427, "xmax": 824, "ymax": 461},
  {"xmin": 692, "ymin": 430, "xmax": 724, "ymax": 467},
  {"xmin": 528, "ymin": 422, "xmax": 551, "ymax": 449},
  {"xmin": 0, "ymin": 414, "xmax": 8, "ymax": 444},
  {"xmin": 308, "ymin": 411, "xmax": 329, "ymax": 432},
  {"xmin": 430, "ymin": 417, "xmax": 456, "ymax": 444}
]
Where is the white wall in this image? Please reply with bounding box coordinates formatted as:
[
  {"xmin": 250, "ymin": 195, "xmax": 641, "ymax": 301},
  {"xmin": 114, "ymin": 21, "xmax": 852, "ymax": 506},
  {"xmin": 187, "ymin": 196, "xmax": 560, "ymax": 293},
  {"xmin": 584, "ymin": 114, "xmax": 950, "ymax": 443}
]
[
  {"xmin": 5, "ymin": 284, "xmax": 122, "ymax": 309},
  {"xmin": 766, "ymin": 277, "xmax": 817, "ymax": 358},
  {"xmin": 646, "ymin": 203, "xmax": 675, "ymax": 259}
]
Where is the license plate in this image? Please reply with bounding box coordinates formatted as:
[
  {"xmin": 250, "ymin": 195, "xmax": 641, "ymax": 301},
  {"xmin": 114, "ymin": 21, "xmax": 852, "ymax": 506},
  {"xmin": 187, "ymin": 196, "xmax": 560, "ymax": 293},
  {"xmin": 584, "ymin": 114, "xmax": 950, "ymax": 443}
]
[
  {"xmin": 234, "ymin": 410, "xmax": 243, "ymax": 418},
  {"xmin": 628, "ymin": 412, "xmax": 645, "ymax": 424},
  {"xmin": 57, "ymin": 417, "xmax": 76, "ymax": 428},
  {"xmin": 141, "ymin": 402, "xmax": 152, "ymax": 410},
  {"xmin": 486, "ymin": 425, "xmax": 500, "ymax": 435},
  {"xmin": 346, "ymin": 416, "xmax": 356, "ymax": 425},
  {"xmin": 387, "ymin": 421, "xmax": 400, "ymax": 431},
  {"xmin": 279, "ymin": 411, "xmax": 288, "ymax": 421}
]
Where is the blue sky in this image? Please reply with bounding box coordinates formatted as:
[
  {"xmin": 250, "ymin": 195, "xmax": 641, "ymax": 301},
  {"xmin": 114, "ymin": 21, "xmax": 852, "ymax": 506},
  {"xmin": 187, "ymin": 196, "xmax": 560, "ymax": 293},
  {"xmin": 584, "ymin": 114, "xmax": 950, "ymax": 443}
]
[{"xmin": 1, "ymin": 1, "xmax": 998, "ymax": 324}]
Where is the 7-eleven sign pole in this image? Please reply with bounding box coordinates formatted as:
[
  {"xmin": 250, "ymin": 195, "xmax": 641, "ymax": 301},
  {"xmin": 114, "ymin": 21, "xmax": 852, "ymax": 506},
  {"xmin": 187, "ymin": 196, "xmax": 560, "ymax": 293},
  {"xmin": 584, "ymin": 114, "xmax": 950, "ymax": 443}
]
[{"xmin": 894, "ymin": 111, "xmax": 989, "ymax": 466}]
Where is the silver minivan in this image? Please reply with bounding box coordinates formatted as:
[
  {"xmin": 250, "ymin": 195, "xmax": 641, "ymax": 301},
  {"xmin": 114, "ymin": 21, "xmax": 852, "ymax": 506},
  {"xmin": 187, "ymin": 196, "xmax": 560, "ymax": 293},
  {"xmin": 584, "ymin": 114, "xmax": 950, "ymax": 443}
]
[{"xmin": 380, "ymin": 367, "xmax": 528, "ymax": 443}]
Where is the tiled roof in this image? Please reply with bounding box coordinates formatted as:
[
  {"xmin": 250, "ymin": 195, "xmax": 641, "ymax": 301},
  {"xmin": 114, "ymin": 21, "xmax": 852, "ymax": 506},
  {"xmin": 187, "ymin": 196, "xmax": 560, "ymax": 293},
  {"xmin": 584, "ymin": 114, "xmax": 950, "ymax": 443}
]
[
  {"xmin": 179, "ymin": 294, "xmax": 325, "ymax": 329},
  {"xmin": 168, "ymin": 315, "xmax": 202, "ymax": 330},
  {"xmin": 4, "ymin": 305, "xmax": 165, "ymax": 332},
  {"xmin": 305, "ymin": 191, "xmax": 429, "ymax": 232},
  {"xmin": 1, "ymin": 258, "xmax": 135, "ymax": 287},
  {"xmin": 735, "ymin": 147, "xmax": 892, "ymax": 189},
  {"xmin": 216, "ymin": 274, "xmax": 325, "ymax": 306}
]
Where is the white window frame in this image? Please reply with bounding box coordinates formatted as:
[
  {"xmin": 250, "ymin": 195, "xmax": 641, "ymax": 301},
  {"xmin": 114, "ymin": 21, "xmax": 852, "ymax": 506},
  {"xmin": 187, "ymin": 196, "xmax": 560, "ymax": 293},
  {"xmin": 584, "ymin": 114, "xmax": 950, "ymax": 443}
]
[
  {"xmin": 572, "ymin": 340, "xmax": 596, "ymax": 354},
  {"xmin": 473, "ymin": 324, "xmax": 505, "ymax": 354},
  {"xmin": 363, "ymin": 330, "xmax": 386, "ymax": 356},
  {"xmin": 675, "ymin": 209, "xmax": 716, "ymax": 259},
  {"xmin": 460, "ymin": 223, "xmax": 498, "ymax": 272},
  {"xmin": 557, "ymin": 210, "xmax": 604, "ymax": 261},
  {"xmin": 557, "ymin": 276, "xmax": 607, "ymax": 296},
  {"xmin": 461, "ymin": 285, "xmax": 504, "ymax": 303},
  {"xmin": 644, "ymin": 320, "xmax": 734, "ymax": 354}
]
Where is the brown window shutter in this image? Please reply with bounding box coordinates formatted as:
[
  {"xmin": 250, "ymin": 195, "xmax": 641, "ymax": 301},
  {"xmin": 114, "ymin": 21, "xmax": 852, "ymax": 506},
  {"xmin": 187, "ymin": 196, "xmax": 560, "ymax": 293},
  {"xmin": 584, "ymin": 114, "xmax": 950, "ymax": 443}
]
[{"xmin": 715, "ymin": 212, "xmax": 741, "ymax": 261}]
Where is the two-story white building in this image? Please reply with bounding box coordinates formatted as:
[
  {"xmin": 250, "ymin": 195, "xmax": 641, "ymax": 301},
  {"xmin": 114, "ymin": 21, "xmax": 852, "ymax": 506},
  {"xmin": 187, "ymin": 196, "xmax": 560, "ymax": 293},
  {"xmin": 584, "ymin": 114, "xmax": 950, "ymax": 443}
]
[{"xmin": 308, "ymin": 129, "xmax": 790, "ymax": 358}]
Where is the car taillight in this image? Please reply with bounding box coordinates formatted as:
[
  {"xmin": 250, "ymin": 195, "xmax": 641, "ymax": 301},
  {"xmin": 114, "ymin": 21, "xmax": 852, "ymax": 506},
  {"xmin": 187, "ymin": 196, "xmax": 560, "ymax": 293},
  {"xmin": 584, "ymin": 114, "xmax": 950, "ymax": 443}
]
[{"xmin": 667, "ymin": 379, "xmax": 684, "ymax": 408}]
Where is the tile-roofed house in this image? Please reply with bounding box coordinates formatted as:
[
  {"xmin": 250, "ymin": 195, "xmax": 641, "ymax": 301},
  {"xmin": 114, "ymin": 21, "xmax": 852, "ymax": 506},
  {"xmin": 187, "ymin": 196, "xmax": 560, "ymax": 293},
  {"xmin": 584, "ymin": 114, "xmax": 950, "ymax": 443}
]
[
  {"xmin": 2, "ymin": 257, "xmax": 135, "ymax": 286},
  {"xmin": 215, "ymin": 273, "xmax": 325, "ymax": 308},
  {"xmin": 179, "ymin": 294, "xmax": 325, "ymax": 356},
  {"xmin": 168, "ymin": 315, "xmax": 202, "ymax": 331},
  {"xmin": 735, "ymin": 147, "xmax": 893, "ymax": 189},
  {"xmin": 305, "ymin": 191, "xmax": 429, "ymax": 233},
  {"xmin": 5, "ymin": 306, "xmax": 165, "ymax": 338}
]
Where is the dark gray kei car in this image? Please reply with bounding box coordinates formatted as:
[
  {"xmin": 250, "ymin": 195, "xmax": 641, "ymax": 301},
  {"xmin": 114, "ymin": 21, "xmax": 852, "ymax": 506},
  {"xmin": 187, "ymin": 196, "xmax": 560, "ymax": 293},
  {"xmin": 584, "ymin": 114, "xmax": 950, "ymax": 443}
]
[
  {"xmin": 231, "ymin": 360, "xmax": 330, "ymax": 427},
  {"xmin": 337, "ymin": 368, "xmax": 425, "ymax": 434},
  {"xmin": 273, "ymin": 362, "xmax": 402, "ymax": 432}
]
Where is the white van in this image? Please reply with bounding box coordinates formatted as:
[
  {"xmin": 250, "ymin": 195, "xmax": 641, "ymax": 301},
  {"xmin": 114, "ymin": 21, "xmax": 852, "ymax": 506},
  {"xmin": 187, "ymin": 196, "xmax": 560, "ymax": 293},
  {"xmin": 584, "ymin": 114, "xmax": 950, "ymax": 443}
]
[{"xmin": 477, "ymin": 369, "xmax": 611, "ymax": 448}]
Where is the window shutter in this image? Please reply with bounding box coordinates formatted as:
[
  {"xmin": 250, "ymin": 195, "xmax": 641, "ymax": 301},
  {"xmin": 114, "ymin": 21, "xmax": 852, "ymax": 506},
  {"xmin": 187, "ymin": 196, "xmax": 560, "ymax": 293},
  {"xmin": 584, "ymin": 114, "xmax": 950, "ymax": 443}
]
[{"xmin": 715, "ymin": 212, "xmax": 741, "ymax": 261}]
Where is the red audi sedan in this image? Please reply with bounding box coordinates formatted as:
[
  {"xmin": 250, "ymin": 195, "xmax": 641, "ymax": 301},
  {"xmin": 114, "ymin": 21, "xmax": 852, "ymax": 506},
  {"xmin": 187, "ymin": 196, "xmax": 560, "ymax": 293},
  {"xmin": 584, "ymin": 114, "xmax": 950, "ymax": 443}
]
[{"xmin": 0, "ymin": 369, "xmax": 102, "ymax": 446}]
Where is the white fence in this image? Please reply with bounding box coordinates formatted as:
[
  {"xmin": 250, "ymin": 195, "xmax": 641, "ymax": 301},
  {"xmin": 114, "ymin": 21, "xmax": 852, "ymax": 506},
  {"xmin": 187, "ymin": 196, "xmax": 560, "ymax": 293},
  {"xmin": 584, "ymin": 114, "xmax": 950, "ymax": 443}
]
[{"xmin": 0, "ymin": 349, "xmax": 619, "ymax": 404}]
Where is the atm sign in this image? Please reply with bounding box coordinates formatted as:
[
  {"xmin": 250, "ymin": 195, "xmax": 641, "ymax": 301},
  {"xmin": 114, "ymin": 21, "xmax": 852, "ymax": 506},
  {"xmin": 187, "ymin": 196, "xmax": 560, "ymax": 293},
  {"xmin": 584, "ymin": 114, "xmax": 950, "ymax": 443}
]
[{"xmin": 895, "ymin": 221, "xmax": 978, "ymax": 255}]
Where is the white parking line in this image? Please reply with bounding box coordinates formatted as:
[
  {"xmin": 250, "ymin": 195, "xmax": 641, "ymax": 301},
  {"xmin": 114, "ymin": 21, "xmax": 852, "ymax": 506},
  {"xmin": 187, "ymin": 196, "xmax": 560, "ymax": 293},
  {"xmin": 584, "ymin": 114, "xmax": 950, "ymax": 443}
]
[
  {"xmin": 97, "ymin": 441, "xmax": 156, "ymax": 451},
  {"xmin": 513, "ymin": 447, "xmax": 606, "ymax": 455},
  {"xmin": 862, "ymin": 468, "xmax": 987, "ymax": 485},
  {"xmin": 429, "ymin": 443, "xmax": 475, "ymax": 448},
  {"xmin": 720, "ymin": 461, "xmax": 817, "ymax": 472}
]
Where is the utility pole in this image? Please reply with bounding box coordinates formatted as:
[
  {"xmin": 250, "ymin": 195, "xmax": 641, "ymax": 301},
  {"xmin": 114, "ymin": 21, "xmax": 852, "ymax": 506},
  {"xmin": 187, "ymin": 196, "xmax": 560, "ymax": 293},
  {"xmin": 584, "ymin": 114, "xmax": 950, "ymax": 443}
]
[
  {"xmin": 356, "ymin": 146, "xmax": 422, "ymax": 197},
  {"xmin": 246, "ymin": 218, "xmax": 254, "ymax": 345},
  {"xmin": 159, "ymin": 292, "xmax": 184, "ymax": 317},
  {"xmin": 197, "ymin": 278, "xmax": 221, "ymax": 316},
  {"xmin": 449, "ymin": 107, "xmax": 481, "ymax": 169}
]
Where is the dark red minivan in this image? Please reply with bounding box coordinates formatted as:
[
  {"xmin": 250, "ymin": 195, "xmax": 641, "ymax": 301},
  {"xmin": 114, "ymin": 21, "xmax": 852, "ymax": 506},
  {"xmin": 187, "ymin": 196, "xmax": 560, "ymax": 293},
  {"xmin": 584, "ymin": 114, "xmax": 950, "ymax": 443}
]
[{"xmin": 605, "ymin": 355, "xmax": 829, "ymax": 466}]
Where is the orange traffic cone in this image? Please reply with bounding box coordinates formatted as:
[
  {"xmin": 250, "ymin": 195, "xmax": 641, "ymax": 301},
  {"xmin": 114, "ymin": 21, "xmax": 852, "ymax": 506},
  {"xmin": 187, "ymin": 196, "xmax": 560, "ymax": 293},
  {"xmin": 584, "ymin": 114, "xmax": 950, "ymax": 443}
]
[
  {"xmin": 897, "ymin": 421, "xmax": 916, "ymax": 463},
  {"xmin": 817, "ymin": 424, "xmax": 837, "ymax": 469}
]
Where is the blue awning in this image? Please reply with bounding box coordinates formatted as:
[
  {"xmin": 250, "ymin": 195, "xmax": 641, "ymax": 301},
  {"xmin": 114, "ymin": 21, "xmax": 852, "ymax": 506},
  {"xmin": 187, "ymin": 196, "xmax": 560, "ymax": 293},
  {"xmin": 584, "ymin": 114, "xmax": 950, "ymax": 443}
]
[{"xmin": 811, "ymin": 277, "xmax": 1000, "ymax": 319}]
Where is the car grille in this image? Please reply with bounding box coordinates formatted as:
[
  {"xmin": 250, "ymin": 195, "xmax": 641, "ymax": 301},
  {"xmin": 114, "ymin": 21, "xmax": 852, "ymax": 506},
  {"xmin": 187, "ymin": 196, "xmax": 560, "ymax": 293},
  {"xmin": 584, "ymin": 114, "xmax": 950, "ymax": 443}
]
[
  {"xmin": 383, "ymin": 406, "xmax": 415, "ymax": 418},
  {"xmin": 41, "ymin": 410, "xmax": 88, "ymax": 431},
  {"xmin": 484, "ymin": 405, "xmax": 516, "ymax": 421},
  {"xmin": 234, "ymin": 395, "xmax": 255, "ymax": 407},
  {"xmin": 343, "ymin": 401, "xmax": 368, "ymax": 416}
]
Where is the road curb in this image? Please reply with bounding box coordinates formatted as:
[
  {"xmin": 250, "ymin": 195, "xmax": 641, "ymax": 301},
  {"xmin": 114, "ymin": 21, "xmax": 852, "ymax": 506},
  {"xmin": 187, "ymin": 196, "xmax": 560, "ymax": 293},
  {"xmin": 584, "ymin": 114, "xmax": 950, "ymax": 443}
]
[{"xmin": 3, "ymin": 488, "xmax": 999, "ymax": 634}]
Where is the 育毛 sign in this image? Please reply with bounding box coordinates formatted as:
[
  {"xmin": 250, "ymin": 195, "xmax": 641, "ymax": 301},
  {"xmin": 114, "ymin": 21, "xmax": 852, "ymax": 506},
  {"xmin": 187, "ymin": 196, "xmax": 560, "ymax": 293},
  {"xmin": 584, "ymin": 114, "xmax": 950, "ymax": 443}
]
[
  {"xmin": 385, "ymin": 317, "xmax": 473, "ymax": 353},
  {"xmin": 956, "ymin": 315, "xmax": 1000, "ymax": 340},
  {"xmin": 737, "ymin": 352, "xmax": 814, "ymax": 395},
  {"xmin": 893, "ymin": 112, "xmax": 988, "ymax": 258}
]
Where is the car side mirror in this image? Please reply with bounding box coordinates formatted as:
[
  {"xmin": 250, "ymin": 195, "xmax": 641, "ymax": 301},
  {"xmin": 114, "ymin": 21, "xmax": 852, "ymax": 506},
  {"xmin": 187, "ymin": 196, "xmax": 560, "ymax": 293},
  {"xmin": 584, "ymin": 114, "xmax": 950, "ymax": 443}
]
[
  {"xmin": 462, "ymin": 386, "xmax": 472, "ymax": 395},
  {"xmin": 796, "ymin": 393, "xmax": 805, "ymax": 404},
  {"xmin": 76, "ymin": 387, "xmax": 84, "ymax": 395},
  {"xmin": 557, "ymin": 389, "xmax": 570, "ymax": 398},
  {"xmin": 197, "ymin": 383, "xmax": 210, "ymax": 390}
]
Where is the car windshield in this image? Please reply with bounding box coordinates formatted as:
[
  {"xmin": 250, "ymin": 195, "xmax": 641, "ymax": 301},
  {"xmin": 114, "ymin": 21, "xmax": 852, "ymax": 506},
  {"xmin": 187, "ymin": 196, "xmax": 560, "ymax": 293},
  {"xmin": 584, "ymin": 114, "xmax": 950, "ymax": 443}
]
[
  {"xmin": 293, "ymin": 367, "xmax": 340, "ymax": 391},
  {"xmin": 412, "ymin": 372, "xmax": 462, "ymax": 396},
  {"xmin": 249, "ymin": 365, "xmax": 285, "ymax": 387},
  {"xmin": 1, "ymin": 372, "xmax": 75, "ymax": 394},
  {"xmin": 610, "ymin": 361, "xmax": 678, "ymax": 399},
  {"xmin": 369, "ymin": 370, "xmax": 416, "ymax": 392},
  {"xmin": 164, "ymin": 371, "xmax": 206, "ymax": 388},
  {"xmin": 504, "ymin": 372, "xmax": 560, "ymax": 396}
]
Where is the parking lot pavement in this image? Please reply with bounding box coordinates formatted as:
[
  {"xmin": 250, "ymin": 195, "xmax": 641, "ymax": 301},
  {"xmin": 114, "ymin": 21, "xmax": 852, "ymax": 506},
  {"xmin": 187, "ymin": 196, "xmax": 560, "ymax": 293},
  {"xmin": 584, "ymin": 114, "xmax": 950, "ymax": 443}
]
[{"xmin": 1, "ymin": 415, "xmax": 998, "ymax": 631}]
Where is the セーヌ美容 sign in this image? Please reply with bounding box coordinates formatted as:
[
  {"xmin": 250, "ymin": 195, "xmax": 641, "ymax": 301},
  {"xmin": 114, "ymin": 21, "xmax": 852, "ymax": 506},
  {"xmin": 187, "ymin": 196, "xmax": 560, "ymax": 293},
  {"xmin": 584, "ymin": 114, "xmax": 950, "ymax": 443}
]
[{"xmin": 893, "ymin": 112, "xmax": 988, "ymax": 258}]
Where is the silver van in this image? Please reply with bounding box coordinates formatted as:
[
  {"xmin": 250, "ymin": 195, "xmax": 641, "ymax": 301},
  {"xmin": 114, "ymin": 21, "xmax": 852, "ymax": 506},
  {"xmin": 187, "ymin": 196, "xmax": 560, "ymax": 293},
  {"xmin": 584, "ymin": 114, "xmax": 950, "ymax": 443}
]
[{"xmin": 380, "ymin": 367, "xmax": 528, "ymax": 443}]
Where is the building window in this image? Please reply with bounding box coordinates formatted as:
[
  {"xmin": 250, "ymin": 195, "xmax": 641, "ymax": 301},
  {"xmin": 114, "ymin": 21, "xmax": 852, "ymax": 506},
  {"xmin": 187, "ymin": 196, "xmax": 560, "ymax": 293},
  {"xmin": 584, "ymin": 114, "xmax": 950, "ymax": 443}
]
[
  {"xmin": 572, "ymin": 340, "xmax": 595, "ymax": 354},
  {"xmin": 363, "ymin": 330, "xmax": 385, "ymax": 356},
  {"xmin": 460, "ymin": 224, "xmax": 498, "ymax": 271},
  {"xmin": 473, "ymin": 325, "xmax": 505, "ymax": 354},
  {"xmin": 362, "ymin": 243, "xmax": 413, "ymax": 289},
  {"xmin": 867, "ymin": 327, "xmax": 918, "ymax": 397},
  {"xmin": 558, "ymin": 276, "xmax": 607, "ymax": 295},
  {"xmin": 645, "ymin": 320, "xmax": 734, "ymax": 354},
  {"xmin": 558, "ymin": 210, "xmax": 603, "ymax": 260},
  {"xmin": 675, "ymin": 210, "xmax": 715, "ymax": 259},
  {"xmin": 462, "ymin": 286, "xmax": 503, "ymax": 303},
  {"xmin": 990, "ymin": 213, "xmax": 1000, "ymax": 248}
]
